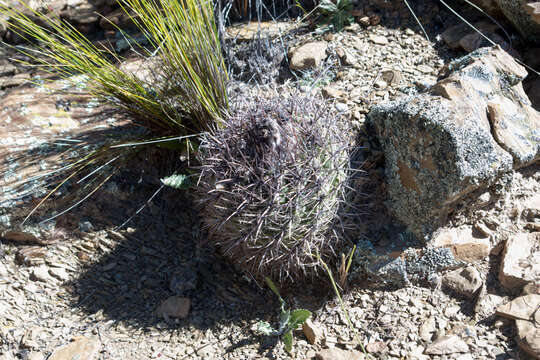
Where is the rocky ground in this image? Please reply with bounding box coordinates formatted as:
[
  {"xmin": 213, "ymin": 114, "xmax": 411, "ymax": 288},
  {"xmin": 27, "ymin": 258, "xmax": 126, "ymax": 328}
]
[{"xmin": 0, "ymin": 0, "xmax": 539, "ymax": 359}]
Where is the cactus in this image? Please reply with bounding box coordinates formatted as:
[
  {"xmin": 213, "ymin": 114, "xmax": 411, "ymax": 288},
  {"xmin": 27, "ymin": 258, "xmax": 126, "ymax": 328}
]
[{"xmin": 196, "ymin": 95, "xmax": 357, "ymax": 282}]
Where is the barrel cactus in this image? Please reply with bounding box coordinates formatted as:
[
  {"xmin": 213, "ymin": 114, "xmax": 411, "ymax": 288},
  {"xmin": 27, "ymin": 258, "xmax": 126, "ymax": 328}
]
[{"xmin": 196, "ymin": 95, "xmax": 356, "ymax": 282}]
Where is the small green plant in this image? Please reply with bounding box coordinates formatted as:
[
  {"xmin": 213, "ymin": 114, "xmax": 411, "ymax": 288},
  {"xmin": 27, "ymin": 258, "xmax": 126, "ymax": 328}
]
[
  {"xmin": 255, "ymin": 277, "xmax": 312, "ymax": 354},
  {"xmin": 316, "ymin": 251, "xmax": 369, "ymax": 356},
  {"xmin": 318, "ymin": 0, "xmax": 354, "ymax": 31}
]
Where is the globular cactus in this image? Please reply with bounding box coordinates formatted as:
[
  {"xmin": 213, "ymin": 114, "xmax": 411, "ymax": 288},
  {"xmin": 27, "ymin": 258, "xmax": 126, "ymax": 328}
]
[{"xmin": 196, "ymin": 95, "xmax": 357, "ymax": 282}]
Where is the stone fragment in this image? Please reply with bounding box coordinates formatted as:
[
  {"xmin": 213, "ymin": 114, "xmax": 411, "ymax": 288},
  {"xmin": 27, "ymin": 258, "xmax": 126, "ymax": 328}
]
[
  {"xmin": 30, "ymin": 265, "xmax": 54, "ymax": 283},
  {"xmin": 49, "ymin": 267, "xmax": 70, "ymax": 282},
  {"xmin": 316, "ymin": 348, "xmax": 365, "ymax": 360},
  {"xmin": 516, "ymin": 318, "xmax": 540, "ymax": 359},
  {"xmin": 442, "ymin": 266, "xmax": 483, "ymax": 299},
  {"xmin": 497, "ymin": 294, "xmax": 540, "ymax": 359},
  {"xmin": 289, "ymin": 42, "xmax": 328, "ymax": 71},
  {"xmin": 499, "ymin": 233, "xmax": 539, "ymax": 289},
  {"xmin": 419, "ymin": 316, "xmax": 437, "ymax": 341},
  {"xmin": 302, "ymin": 318, "xmax": 323, "ymax": 345},
  {"xmin": 365, "ymin": 341, "xmax": 387, "ymax": 354},
  {"xmin": 432, "ymin": 227, "xmax": 490, "ymax": 262},
  {"xmin": 26, "ymin": 352, "xmax": 44, "ymax": 360},
  {"xmin": 523, "ymin": 282, "xmax": 540, "ymax": 295},
  {"xmin": 335, "ymin": 47, "xmax": 355, "ymax": 66},
  {"xmin": 156, "ymin": 296, "xmax": 190, "ymax": 319},
  {"xmin": 369, "ymin": 34, "xmax": 388, "ymax": 45},
  {"xmin": 475, "ymin": 286, "xmax": 505, "ymax": 319},
  {"xmin": 496, "ymin": 294, "xmax": 540, "ymax": 321},
  {"xmin": 424, "ymin": 335, "xmax": 470, "ymax": 355},
  {"xmin": 48, "ymin": 337, "xmax": 100, "ymax": 360},
  {"xmin": 16, "ymin": 246, "xmax": 46, "ymax": 266},
  {"xmin": 368, "ymin": 46, "xmax": 539, "ymax": 238},
  {"xmin": 321, "ymin": 86, "xmax": 344, "ymax": 99}
]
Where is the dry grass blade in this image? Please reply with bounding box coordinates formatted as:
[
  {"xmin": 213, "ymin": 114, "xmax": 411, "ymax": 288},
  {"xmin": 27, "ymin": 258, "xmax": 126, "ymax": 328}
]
[{"xmin": 1, "ymin": 0, "xmax": 229, "ymax": 223}]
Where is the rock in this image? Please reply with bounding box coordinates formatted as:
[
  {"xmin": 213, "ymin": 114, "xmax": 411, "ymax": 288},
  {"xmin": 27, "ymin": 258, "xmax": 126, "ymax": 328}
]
[
  {"xmin": 419, "ymin": 316, "xmax": 437, "ymax": 342},
  {"xmin": 497, "ymin": 294, "xmax": 540, "ymax": 359},
  {"xmin": 49, "ymin": 267, "xmax": 70, "ymax": 282},
  {"xmin": 16, "ymin": 246, "xmax": 46, "ymax": 266},
  {"xmin": 316, "ymin": 348, "xmax": 365, "ymax": 360},
  {"xmin": 516, "ymin": 318, "xmax": 540, "ymax": 359},
  {"xmin": 494, "ymin": 0, "xmax": 540, "ymax": 43},
  {"xmin": 442, "ymin": 266, "xmax": 483, "ymax": 299},
  {"xmin": 156, "ymin": 296, "xmax": 190, "ymax": 319},
  {"xmin": 335, "ymin": 47, "xmax": 355, "ymax": 66},
  {"xmin": 368, "ymin": 46, "xmax": 540, "ymax": 238},
  {"xmin": 26, "ymin": 352, "xmax": 44, "ymax": 360},
  {"xmin": 365, "ymin": 341, "xmax": 387, "ymax": 354},
  {"xmin": 523, "ymin": 194, "xmax": 540, "ymax": 221},
  {"xmin": 523, "ymin": 282, "xmax": 540, "ymax": 295},
  {"xmin": 424, "ymin": 335, "xmax": 470, "ymax": 355},
  {"xmin": 335, "ymin": 103, "xmax": 348, "ymax": 112},
  {"xmin": 432, "ymin": 226, "xmax": 491, "ymax": 262},
  {"xmin": 475, "ymin": 286, "xmax": 505, "ymax": 319},
  {"xmin": 369, "ymin": 34, "xmax": 389, "ymax": 45},
  {"xmin": 496, "ymin": 294, "xmax": 540, "ymax": 320},
  {"xmin": 48, "ymin": 337, "xmax": 100, "ymax": 360},
  {"xmin": 289, "ymin": 42, "xmax": 328, "ymax": 71},
  {"xmin": 30, "ymin": 265, "xmax": 54, "ymax": 283},
  {"xmin": 499, "ymin": 232, "xmax": 539, "ymax": 289},
  {"xmin": 321, "ymin": 86, "xmax": 344, "ymax": 99},
  {"xmin": 302, "ymin": 318, "xmax": 323, "ymax": 345}
]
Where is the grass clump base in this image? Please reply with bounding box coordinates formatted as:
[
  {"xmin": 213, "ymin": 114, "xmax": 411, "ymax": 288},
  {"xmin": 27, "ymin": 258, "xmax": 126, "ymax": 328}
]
[{"xmin": 196, "ymin": 94, "xmax": 356, "ymax": 282}]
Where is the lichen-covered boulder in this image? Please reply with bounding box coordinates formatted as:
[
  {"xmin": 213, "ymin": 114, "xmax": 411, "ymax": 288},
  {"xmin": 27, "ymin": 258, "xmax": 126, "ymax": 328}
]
[{"xmin": 368, "ymin": 46, "xmax": 540, "ymax": 238}]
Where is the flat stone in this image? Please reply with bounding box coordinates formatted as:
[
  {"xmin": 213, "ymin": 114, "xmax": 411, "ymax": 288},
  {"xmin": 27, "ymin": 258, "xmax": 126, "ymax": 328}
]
[
  {"xmin": 419, "ymin": 316, "xmax": 437, "ymax": 341},
  {"xmin": 289, "ymin": 42, "xmax": 328, "ymax": 71},
  {"xmin": 516, "ymin": 318, "xmax": 540, "ymax": 359},
  {"xmin": 49, "ymin": 267, "xmax": 70, "ymax": 282},
  {"xmin": 321, "ymin": 86, "xmax": 344, "ymax": 99},
  {"xmin": 30, "ymin": 265, "xmax": 54, "ymax": 283},
  {"xmin": 432, "ymin": 227, "xmax": 490, "ymax": 262},
  {"xmin": 424, "ymin": 335, "xmax": 470, "ymax": 355},
  {"xmin": 496, "ymin": 294, "xmax": 540, "ymax": 321},
  {"xmin": 302, "ymin": 318, "xmax": 323, "ymax": 345},
  {"xmin": 316, "ymin": 348, "xmax": 365, "ymax": 360},
  {"xmin": 442, "ymin": 266, "xmax": 483, "ymax": 299},
  {"xmin": 499, "ymin": 233, "xmax": 539, "ymax": 289},
  {"xmin": 48, "ymin": 337, "xmax": 100, "ymax": 360},
  {"xmin": 369, "ymin": 34, "xmax": 389, "ymax": 45},
  {"xmin": 156, "ymin": 296, "xmax": 190, "ymax": 319}
]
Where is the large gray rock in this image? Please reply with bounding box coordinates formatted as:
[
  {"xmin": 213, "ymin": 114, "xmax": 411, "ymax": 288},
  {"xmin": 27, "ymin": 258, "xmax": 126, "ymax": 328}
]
[{"xmin": 368, "ymin": 46, "xmax": 540, "ymax": 238}]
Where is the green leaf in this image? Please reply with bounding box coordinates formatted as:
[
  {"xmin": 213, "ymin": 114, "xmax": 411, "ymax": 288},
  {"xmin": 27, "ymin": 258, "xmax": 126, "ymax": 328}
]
[
  {"xmin": 161, "ymin": 173, "xmax": 190, "ymax": 189},
  {"xmin": 256, "ymin": 321, "xmax": 277, "ymax": 336},
  {"xmin": 319, "ymin": 0, "xmax": 337, "ymax": 13},
  {"xmin": 283, "ymin": 331, "xmax": 293, "ymax": 354},
  {"xmin": 287, "ymin": 309, "xmax": 311, "ymax": 330},
  {"xmin": 264, "ymin": 277, "xmax": 282, "ymax": 299}
]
